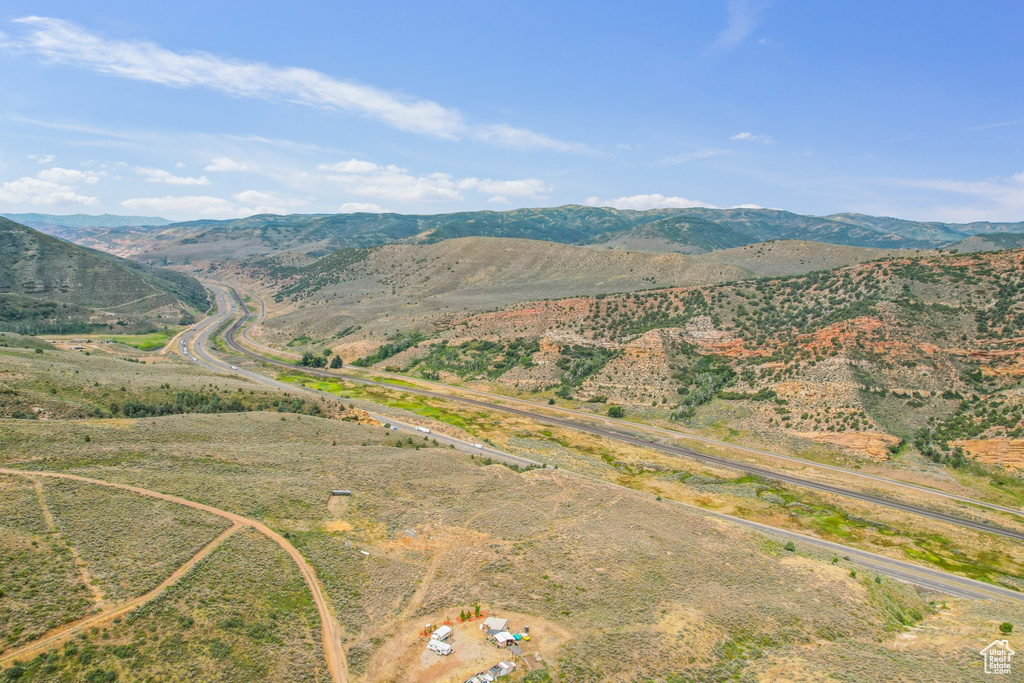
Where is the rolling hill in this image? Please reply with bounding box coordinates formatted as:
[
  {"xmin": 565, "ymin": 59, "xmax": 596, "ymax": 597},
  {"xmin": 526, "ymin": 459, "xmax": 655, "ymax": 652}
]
[
  {"xmin": 128, "ymin": 205, "xmax": 1024, "ymax": 266},
  {"xmin": 340, "ymin": 246, "xmax": 1024, "ymax": 471},
  {"xmin": 231, "ymin": 237, "xmax": 899, "ymax": 351},
  {"xmin": 947, "ymin": 232, "xmax": 1024, "ymax": 253},
  {"xmin": 0, "ymin": 217, "xmax": 209, "ymax": 335}
]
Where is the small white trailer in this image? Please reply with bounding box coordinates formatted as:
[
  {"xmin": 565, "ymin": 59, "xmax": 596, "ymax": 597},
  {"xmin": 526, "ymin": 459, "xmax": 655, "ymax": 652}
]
[
  {"xmin": 414, "ymin": 426, "xmax": 432, "ymax": 434},
  {"xmin": 427, "ymin": 639, "xmax": 452, "ymax": 656},
  {"xmin": 431, "ymin": 624, "xmax": 452, "ymax": 642}
]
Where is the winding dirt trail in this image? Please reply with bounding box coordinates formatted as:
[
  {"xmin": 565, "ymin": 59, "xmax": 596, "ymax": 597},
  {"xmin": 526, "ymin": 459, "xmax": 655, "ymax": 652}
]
[
  {"xmin": 0, "ymin": 524, "xmax": 240, "ymax": 666},
  {"xmin": 0, "ymin": 469, "xmax": 348, "ymax": 682}
]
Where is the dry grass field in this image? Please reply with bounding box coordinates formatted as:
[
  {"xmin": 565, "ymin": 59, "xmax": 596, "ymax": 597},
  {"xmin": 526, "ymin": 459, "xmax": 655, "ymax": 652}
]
[
  {"xmin": 39, "ymin": 479, "xmax": 231, "ymax": 603},
  {"xmin": 2, "ymin": 404, "xmax": 1022, "ymax": 681},
  {"xmin": 0, "ymin": 475, "xmax": 94, "ymax": 653},
  {"xmin": 277, "ymin": 369, "xmax": 1024, "ymax": 591},
  {"xmin": 0, "ymin": 345, "xmax": 327, "ymax": 421},
  {"xmin": 1, "ymin": 527, "xmax": 329, "ymax": 683}
]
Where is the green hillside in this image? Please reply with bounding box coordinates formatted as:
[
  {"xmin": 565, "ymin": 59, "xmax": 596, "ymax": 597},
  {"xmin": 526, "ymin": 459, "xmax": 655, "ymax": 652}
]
[
  {"xmin": 0, "ymin": 217, "xmax": 209, "ymax": 335},
  {"xmin": 827, "ymin": 213, "xmax": 1024, "ymax": 242},
  {"xmin": 138, "ymin": 206, "xmax": 1024, "ymax": 265},
  {"xmin": 587, "ymin": 214, "xmax": 756, "ymax": 252}
]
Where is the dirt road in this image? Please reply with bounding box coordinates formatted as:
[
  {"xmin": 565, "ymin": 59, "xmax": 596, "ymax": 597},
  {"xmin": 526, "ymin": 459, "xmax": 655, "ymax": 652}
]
[
  {"xmin": 0, "ymin": 524, "xmax": 240, "ymax": 666},
  {"xmin": 0, "ymin": 468, "xmax": 348, "ymax": 683}
]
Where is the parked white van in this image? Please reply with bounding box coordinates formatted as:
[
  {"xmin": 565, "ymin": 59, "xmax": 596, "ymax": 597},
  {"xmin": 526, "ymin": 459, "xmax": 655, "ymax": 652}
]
[{"xmin": 427, "ymin": 639, "xmax": 453, "ymax": 656}]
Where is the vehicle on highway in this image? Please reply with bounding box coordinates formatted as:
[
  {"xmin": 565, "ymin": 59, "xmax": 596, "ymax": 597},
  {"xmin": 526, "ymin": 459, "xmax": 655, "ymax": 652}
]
[
  {"xmin": 414, "ymin": 426, "xmax": 431, "ymax": 434},
  {"xmin": 474, "ymin": 444, "xmax": 484, "ymax": 449}
]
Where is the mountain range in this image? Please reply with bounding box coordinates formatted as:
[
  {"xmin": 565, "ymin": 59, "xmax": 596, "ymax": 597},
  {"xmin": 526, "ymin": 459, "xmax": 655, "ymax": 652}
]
[{"xmin": 16, "ymin": 207, "xmax": 1024, "ymax": 265}]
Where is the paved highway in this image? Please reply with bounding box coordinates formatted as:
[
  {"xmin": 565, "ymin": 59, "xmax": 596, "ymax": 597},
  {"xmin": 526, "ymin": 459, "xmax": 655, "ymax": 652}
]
[
  {"xmin": 179, "ymin": 290, "xmax": 538, "ymax": 470},
  {"xmin": 216, "ymin": 286, "xmax": 1024, "ymax": 544},
  {"xmin": 233, "ymin": 287, "xmax": 1024, "ymax": 521},
  {"xmin": 179, "ymin": 283, "xmax": 1024, "ymax": 603}
]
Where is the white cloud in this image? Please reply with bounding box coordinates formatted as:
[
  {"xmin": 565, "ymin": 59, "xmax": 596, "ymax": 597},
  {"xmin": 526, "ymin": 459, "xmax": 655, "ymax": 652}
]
[
  {"xmin": 37, "ymin": 167, "xmax": 99, "ymax": 184},
  {"xmin": 339, "ymin": 202, "xmax": 386, "ymax": 213},
  {"xmin": 715, "ymin": 0, "xmax": 769, "ymax": 49},
  {"xmin": 27, "ymin": 153, "xmax": 55, "ymax": 163},
  {"xmin": 12, "ymin": 16, "xmax": 583, "ymax": 151},
  {"xmin": 487, "ymin": 195, "xmax": 510, "ymax": 205},
  {"xmin": 584, "ymin": 194, "xmax": 717, "ymax": 210},
  {"xmin": 120, "ymin": 194, "xmax": 238, "ymax": 217},
  {"xmin": 319, "ymin": 158, "xmax": 550, "ymax": 203},
  {"xmin": 0, "ymin": 172, "xmax": 98, "ymax": 206},
  {"xmin": 730, "ymin": 132, "xmax": 774, "ymax": 143},
  {"xmin": 136, "ymin": 167, "xmax": 209, "ymax": 185},
  {"xmin": 0, "ymin": 166, "xmax": 100, "ymax": 206},
  {"xmin": 204, "ymin": 157, "xmax": 255, "ymax": 172},
  {"xmin": 234, "ymin": 190, "xmax": 277, "ymax": 205},
  {"xmin": 318, "ymin": 159, "xmax": 380, "ymax": 174}
]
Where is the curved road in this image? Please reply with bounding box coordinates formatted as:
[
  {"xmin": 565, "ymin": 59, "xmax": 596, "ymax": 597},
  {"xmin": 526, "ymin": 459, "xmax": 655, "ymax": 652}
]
[
  {"xmin": 183, "ymin": 289, "xmax": 536, "ymax": 469},
  {"xmin": 0, "ymin": 468, "xmax": 348, "ymax": 682},
  {"xmin": 216, "ymin": 286, "xmax": 1024, "ymax": 543},
  {"xmin": 178, "ymin": 283, "xmax": 1024, "ymax": 603},
  {"xmin": 234, "ymin": 288, "xmax": 1024, "ymax": 521}
]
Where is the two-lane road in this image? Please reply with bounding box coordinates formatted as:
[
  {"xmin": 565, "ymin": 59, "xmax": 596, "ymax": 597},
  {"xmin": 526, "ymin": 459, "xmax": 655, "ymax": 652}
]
[
  {"xmin": 175, "ymin": 283, "xmax": 1024, "ymax": 603},
  {"xmin": 217, "ymin": 287, "xmax": 1024, "ymax": 544},
  {"xmin": 232, "ymin": 288, "xmax": 1024, "ymax": 521}
]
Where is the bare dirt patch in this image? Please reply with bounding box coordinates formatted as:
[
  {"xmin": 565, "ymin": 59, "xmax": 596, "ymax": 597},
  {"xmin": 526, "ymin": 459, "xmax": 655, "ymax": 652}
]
[{"xmin": 366, "ymin": 609, "xmax": 569, "ymax": 683}]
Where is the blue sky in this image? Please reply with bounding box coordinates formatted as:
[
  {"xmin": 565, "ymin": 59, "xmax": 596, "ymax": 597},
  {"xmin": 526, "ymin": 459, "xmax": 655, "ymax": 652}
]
[{"xmin": 1, "ymin": 1, "xmax": 1022, "ymax": 221}]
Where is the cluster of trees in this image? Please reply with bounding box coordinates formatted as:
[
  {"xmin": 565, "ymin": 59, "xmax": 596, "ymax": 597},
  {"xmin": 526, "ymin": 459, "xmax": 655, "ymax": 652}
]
[
  {"xmin": 0, "ymin": 295, "xmax": 93, "ymax": 335},
  {"xmin": 585, "ymin": 290, "xmax": 712, "ymax": 340},
  {"xmin": 298, "ymin": 350, "xmax": 343, "ymax": 369},
  {"xmin": 672, "ymin": 355, "xmax": 737, "ymax": 420},
  {"xmin": 555, "ymin": 345, "xmax": 621, "ymax": 399},
  {"xmin": 409, "ymin": 337, "xmax": 540, "ymax": 380},
  {"xmin": 112, "ymin": 389, "xmax": 322, "ymax": 418},
  {"xmin": 917, "ymin": 397, "xmax": 1024, "ymax": 463},
  {"xmin": 457, "ymin": 605, "xmax": 482, "ymax": 621},
  {"xmin": 914, "ymin": 432, "xmax": 968, "ymax": 468},
  {"xmin": 353, "ymin": 331, "xmax": 425, "ymax": 367},
  {"xmin": 912, "ymin": 395, "xmax": 1024, "ymax": 468}
]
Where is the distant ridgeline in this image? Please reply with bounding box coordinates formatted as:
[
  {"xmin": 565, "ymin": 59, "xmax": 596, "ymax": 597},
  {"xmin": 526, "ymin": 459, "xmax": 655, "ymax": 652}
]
[
  {"xmin": 0, "ymin": 217, "xmax": 209, "ymax": 335},
  {"xmin": 136, "ymin": 206, "xmax": 1024, "ymax": 260}
]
